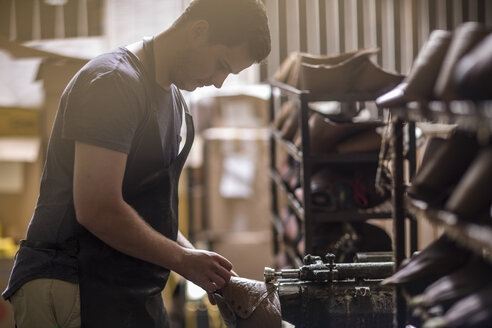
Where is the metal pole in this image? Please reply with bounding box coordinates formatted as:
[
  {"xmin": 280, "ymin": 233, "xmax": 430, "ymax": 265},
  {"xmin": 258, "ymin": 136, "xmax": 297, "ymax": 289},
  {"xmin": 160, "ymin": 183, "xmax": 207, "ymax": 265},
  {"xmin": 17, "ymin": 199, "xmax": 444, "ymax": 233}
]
[{"xmin": 392, "ymin": 116, "xmax": 406, "ymax": 328}]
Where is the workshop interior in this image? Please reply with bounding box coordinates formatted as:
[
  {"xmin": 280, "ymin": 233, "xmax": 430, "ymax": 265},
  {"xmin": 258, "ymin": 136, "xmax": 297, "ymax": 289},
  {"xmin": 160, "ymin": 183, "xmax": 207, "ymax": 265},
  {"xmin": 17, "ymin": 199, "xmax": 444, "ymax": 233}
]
[{"xmin": 1, "ymin": 0, "xmax": 492, "ymax": 327}]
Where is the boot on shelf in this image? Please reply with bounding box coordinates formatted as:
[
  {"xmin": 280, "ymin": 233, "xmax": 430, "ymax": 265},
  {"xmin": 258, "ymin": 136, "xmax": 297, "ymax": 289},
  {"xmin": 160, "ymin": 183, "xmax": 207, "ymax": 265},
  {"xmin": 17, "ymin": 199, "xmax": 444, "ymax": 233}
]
[
  {"xmin": 407, "ymin": 130, "xmax": 480, "ymax": 206},
  {"xmin": 444, "ymin": 146, "xmax": 492, "ymax": 222},
  {"xmin": 422, "ymin": 284, "xmax": 492, "ymax": 328},
  {"xmin": 455, "ymin": 31, "xmax": 492, "ymax": 100},
  {"xmin": 410, "ymin": 258, "xmax": 492, "ymax": 316},
  {"xmin": 433, "ymin": 22, "xmax": 490, "ymax": 101},
  {"xmin": 376, "ymin": 30, "xmax": 452, "ymax": 108},
  {"xmin": 381, "ymin": 235, "xmax": 471, "ymax": 296}
]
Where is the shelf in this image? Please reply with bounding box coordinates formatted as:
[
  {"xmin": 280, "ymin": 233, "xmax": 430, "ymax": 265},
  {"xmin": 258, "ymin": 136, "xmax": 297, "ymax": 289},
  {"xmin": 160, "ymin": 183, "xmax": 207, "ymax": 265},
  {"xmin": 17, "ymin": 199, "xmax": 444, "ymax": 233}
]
[
  {"xmin": 271, "ymin": 168, "xmax": 305, "ymax": 221},
  {"xmin": 406, "ymin": 197, "xmax": 492, "ymax": 264},
  {"xmin": 271, "ymin": 128, "xmax": 381, "ymax": 164},
  {"xmin": 271, "ymin": 128, "xmax": 302, "ymax": 162},
  {"xmin": 270, "ymin": 79, "xmax": 386, "ymax": 102},
  {"xmin": 387, "ymin": 101, "xmax": 492, "ymax": 132},
  {"xmin": 271, "ymin": 168, "xmax": 392, "ymax": 223}
]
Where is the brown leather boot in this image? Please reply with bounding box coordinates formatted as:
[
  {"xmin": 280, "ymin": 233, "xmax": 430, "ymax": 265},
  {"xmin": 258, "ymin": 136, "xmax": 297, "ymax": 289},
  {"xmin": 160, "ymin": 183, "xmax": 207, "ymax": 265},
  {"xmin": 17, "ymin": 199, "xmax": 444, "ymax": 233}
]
[
  {"xmin": 298, "ymin": 48, "xmax": 379, "ymax": 93},
  {"xmin": 434, "ymin": 22, "xmax": 489, "ymax": 101},
  {"xmin": 274, "ymin": 49, "xmax": 378, "ymax": 87},
  {"xmin": 294, "ymin": 112, "xmax": 383, "ymax": 153},
  {"xmin": 407, "ymin": 130, "xmax": 480, "ymax": 205},
  {"xmin": 444, "ymin": 146, "xmax": 492, "ymax": 221},
  {"xmin": 213, "ymin": 277, "xmax": 282, "ymax": 328},
  {"xmin": 382, "ymin": 235, "xmax": 471, "ymax": 296},
  {"xmin": 376, "ymin": 30, "xmax": 452, "ymax": 108},
  {"xmin": 455, "ymin": 31, "xmax": 492, "ymax": 100},
  {"xmin": 335, "ymin": 128, "xmax": 382, "ymax": 153},
  {"xmin": 423, "ymin": 284, "xmax": 492, "ymax": 328},
  {"xmin": 411, "ymin": 259, "xmax": 492, "ymax": 314}
]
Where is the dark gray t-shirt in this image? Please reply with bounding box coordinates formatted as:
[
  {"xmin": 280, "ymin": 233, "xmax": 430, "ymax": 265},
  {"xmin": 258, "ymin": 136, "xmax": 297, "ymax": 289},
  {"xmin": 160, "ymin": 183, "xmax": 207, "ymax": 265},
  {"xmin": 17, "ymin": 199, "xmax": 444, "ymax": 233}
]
[{"xmin": 3, "ymin": 47, "xmax": 183, "ymax": 299}]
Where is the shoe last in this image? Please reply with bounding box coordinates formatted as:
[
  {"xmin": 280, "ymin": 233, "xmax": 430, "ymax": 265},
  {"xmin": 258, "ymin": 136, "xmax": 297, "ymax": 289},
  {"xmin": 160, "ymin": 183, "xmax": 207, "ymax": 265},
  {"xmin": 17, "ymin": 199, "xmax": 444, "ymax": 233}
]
[
  {"xmin": 376, "ymin": 30, "xmax": 452, "ymax": 108},
  {"xmin": 407, "ymin": 130, "xmax": 480, "ymax": 205},
  {"xmin": 455, "ymin": 31, "xmax": 492, "ymax": 100},
  {"xmin": 434, "ymin": 22, "xmax": 490, "ymax": 101},
  {"xmin": 444, "ymin": 146, "xmax": 492, "ymax": 221}
]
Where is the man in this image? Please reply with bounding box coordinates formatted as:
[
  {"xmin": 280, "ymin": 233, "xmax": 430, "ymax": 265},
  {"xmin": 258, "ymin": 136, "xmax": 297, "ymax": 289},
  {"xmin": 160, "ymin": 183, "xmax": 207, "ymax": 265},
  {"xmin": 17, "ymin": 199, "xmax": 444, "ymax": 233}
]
[{"xmin": 3, "ymin": 0, "xmax": 271, "ymax": 327}]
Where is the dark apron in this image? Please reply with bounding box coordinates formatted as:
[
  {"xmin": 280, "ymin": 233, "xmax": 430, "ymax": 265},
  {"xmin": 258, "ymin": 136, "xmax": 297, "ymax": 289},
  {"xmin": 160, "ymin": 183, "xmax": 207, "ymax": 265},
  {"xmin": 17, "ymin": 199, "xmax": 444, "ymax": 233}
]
[{"xmin": 77, "ymin": 37, "xmax": 194, "ymax": 328}]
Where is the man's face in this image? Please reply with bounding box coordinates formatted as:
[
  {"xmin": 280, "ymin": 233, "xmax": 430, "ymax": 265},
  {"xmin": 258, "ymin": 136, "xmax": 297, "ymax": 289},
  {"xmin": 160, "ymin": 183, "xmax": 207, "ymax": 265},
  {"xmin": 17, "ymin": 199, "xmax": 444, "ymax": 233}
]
[{"xmin": 171, "ymin": 42, "xmax": 255, "ymax": 91}]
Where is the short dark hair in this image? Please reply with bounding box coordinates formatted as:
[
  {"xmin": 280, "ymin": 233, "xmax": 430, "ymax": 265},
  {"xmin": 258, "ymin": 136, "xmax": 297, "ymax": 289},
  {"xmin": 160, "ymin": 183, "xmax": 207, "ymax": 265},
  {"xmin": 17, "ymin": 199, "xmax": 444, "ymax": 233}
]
[{"xmin": 173, "ymin": 0, "xmax": 271, "ymax": 63}]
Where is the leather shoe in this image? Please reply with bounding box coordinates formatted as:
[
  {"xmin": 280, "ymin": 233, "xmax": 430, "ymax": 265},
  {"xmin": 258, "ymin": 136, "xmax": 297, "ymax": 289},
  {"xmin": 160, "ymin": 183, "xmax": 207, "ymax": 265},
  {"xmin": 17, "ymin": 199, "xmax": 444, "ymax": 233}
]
[
  {"xmin": 444, "ymin": 146, "xmax": 492, "ymax": 221},
  {"xmin": 407, "ymin": 130, "xmax": 480, "ymax": 205},
  {"xmin": 455, "ymin": 31, "xmax": 492, "ymax": 100},
  {"xmin": 376, "ymin": 30, "xmax": 452, "ymax": 107},
  {"xmin": 213, "ymin": 277, "xmax": 281, "ymax": 328},
  {"xmin": 382, "ymin": 235, "xmax": 471, "ymax": 296},
  {"xmin": 433, "ymin": 22, "xmax": 489, "ymax": 101}
]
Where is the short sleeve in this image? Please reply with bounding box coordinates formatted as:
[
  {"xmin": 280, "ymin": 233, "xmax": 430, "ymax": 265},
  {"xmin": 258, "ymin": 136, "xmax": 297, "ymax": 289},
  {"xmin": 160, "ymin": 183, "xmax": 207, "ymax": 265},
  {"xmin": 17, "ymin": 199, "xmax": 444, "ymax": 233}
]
[{"xmin": 62, "ymin": 67, "xmax": 147, "ymax": 154}]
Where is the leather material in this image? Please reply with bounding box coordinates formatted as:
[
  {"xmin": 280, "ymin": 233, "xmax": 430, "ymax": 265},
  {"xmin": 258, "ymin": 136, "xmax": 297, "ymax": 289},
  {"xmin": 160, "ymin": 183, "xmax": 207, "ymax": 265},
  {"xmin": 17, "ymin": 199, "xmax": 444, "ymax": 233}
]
[
  {"xmin": 426, "ymin": 284, "xmax": 492, "ymax": 328},
  {"xmin": 213, "ymin": 277, "xmax": 281, "ymax": 328},
  {"xmin": 299, "ymin": 49, "xmax": 403, "ymax": 94},
  {"xmin": 376, "ymin": 30, "xmax": 452, "ymax": 107},
  {"xmin": 335, "ymin": 128, "xmax": 382, "ymax": 153},
  {"xmin": 274, "ymin": 49, "xmax": 376, "ymax": 88},
  {"xmin": 294, "ymin": 112, "xmax": 384, "ymax": 153},
  {"xmin": 407, "ymin": 130, "xmax": 480, "ymax": 205},
  {"xmin": 273, "ymin": 48, "xmax": 403, "ymax": 95},
  {"xmin": 382, "ymin": 235, "xmax": 471, "ymax": 296},
  {"xmin": 414, "ymin": 259, "xmax": 492, "ymax": 313},
  {"xmin": 433, "ymin": 22, "xmax": 489, "ymax": 101},
  {"xmin": 444, "ymin": 146, "xmax": 492, "ymax": 221},
  {"xmin": 298, "ymin": 48, "xmax": 376, "ymax": 93},
  {"xmin": 455, "ymin": 31, "xmax": 492, "ymax": 100}
]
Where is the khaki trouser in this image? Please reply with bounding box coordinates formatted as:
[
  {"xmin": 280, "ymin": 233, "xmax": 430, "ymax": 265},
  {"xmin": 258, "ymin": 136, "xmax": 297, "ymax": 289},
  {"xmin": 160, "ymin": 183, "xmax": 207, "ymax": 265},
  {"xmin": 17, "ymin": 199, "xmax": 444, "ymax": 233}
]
[{"xmin": 9, "ymin": 279, "xmax": 81, "ymax": 328}]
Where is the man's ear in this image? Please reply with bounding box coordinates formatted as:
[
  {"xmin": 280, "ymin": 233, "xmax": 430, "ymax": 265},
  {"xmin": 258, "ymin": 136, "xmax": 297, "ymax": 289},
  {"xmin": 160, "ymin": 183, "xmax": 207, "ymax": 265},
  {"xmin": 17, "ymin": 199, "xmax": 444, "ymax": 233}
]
[{"xmin": 189, "ymin": 20, "xmax": 209, "ymax": 44}]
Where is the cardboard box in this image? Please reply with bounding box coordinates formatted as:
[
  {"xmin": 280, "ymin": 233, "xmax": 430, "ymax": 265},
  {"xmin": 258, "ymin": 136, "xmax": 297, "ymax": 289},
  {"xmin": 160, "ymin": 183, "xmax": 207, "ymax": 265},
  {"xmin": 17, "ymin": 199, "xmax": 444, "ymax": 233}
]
[
  {"xmin": 189, "ymin": 85, "xmax": 271, "ymax": 132},
  {"xmin": 203, "ymin": 127, "xmax": 272, "ymax": 234},
  {"xmin": 209, "ymin": 230, "xmax": 274, "ymax": 281}
]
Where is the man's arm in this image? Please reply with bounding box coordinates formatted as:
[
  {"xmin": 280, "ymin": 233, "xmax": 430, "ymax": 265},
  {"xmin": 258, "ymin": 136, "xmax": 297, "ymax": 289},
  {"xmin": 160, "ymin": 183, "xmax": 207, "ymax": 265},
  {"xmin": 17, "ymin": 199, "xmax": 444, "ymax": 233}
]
[
  {"xmin": 73, "ymin": 141, "xmax": 232, "ymax": 292},
  {"xmin": 177, "ymin": 231, "xmax": 195, "ymax": 249}
]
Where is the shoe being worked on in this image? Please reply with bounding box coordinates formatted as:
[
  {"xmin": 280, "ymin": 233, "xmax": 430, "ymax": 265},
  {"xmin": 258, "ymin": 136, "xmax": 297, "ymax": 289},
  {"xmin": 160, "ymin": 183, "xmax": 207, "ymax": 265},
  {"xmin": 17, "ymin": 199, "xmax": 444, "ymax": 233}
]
[
  {"xmin": 376, "ymin": 30, "xmax": 452, "ymax": 108},
  {"xmin": 213, "ymin": 277, "xmax": 282, "ymax": 328},
  {"xmin": 433, "ymin": 22, "xmax": 490, "ymax": 101}
]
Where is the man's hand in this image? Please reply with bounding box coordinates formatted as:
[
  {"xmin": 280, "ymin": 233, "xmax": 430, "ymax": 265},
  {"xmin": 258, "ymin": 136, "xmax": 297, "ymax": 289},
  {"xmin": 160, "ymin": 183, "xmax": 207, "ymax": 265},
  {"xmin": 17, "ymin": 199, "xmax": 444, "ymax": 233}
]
[
  {"xmin": 207, "ymin": 269, "xmax": 239, "ymax": 305},
  {"xmin": 176, "ymin": 248, "xmax": 233, "ymax": 294}
]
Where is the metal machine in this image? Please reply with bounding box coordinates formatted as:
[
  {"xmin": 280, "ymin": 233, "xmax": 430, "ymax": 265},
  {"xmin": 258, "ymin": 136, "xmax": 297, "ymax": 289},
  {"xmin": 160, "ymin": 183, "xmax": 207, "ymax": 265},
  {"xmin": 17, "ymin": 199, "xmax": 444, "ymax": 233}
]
[{"xmin": 265, "ymin": 253, "xmax": 395, "ymax": 328}]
